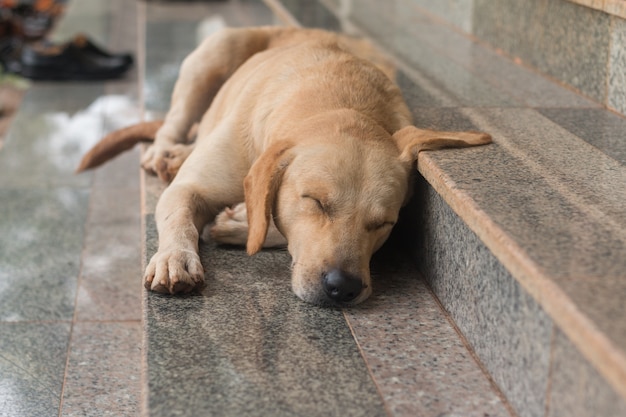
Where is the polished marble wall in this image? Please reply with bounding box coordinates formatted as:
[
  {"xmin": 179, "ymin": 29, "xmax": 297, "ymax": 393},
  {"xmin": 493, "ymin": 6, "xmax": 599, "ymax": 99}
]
[{"xmin": 335, "ymin": 0, "xmax": 626, "ymax": 114}]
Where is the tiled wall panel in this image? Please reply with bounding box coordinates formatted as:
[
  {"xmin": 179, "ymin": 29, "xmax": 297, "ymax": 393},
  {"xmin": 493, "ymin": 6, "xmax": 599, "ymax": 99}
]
[
  {"xmin": 473, "ymin": 0, "xmax": 611, "ymax": 103},
  {"xmin": 350, "ymin": 0, "xmax": 626, "ymax": 116}
]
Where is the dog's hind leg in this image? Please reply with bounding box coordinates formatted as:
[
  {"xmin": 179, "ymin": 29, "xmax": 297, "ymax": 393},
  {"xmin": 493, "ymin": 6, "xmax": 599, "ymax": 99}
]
[
  {"xmin": 141, "ymin": 27, "xmax": 291, "ymax": 182},
  {"xmin": 209, "ymin": 203, "xmax": 287, "ymax": 248}
]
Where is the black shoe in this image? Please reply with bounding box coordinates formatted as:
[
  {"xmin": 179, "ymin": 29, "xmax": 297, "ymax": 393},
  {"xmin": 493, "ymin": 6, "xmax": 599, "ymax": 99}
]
[
  {"xmin": 16, "ymin": 37, "xmax": 133, "ymax": 81},
  {"xmin": 70, "ymin": 34, "xmax": 133, "ymax": 69},
  {"xmin": 0, "ymin": 37, "xmax": 25, "ymax": 75}
]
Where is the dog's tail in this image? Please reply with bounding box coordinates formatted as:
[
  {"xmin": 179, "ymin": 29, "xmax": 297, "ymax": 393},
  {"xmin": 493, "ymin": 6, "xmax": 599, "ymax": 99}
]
[{"xmin": 76, "ymin": 120, "xmax": 163, "ymax": 173}]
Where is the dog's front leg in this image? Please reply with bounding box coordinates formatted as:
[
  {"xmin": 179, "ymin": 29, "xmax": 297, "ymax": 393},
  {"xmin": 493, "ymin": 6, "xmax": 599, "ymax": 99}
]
[
  {"xmin": 144, "ymin": 121, "xmax": 250, "ymax": 293},
  {"xmin": 144, "ymin": 183, "xmax": 212, "ymax": 294}
]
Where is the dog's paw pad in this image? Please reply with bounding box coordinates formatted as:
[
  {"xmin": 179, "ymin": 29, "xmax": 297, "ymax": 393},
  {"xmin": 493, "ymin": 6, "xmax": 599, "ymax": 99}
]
[
  {"xmin": 141, "ymin": 143, "xmax": 194, "ymax": 182},
  {"xmin": 210, "ymin": 207, "xmax": 249, "ymax": 246}
]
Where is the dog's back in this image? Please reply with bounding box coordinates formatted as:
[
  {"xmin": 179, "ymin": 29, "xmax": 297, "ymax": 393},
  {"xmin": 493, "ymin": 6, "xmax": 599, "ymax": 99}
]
[
  {"xmin": 77, "ymin": 28, "xmax": 408, "ymax": 172},
  {"xmin": 195, "ymin": 28, "xmax": 413, "ymax": 158}
]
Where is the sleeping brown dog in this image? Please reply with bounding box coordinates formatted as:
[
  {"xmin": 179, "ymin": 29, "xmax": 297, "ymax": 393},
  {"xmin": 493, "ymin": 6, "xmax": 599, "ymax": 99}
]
[{"xmin": 78, "ymin": 26, "xmax": 491, "ymax": 306}]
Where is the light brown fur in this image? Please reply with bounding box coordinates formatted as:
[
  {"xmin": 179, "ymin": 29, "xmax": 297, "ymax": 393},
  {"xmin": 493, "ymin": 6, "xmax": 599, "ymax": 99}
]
[{"xmin": 81, "ymin": 26, "xmax": 491, "ymax": 306}]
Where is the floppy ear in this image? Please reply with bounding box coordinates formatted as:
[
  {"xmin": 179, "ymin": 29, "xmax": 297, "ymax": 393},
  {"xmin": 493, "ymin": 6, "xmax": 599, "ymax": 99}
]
[
  {"xmin": 244, "ymin": 141, "xmax": 294, "ymax": 255},
  {"xmin": 392, "ymin": 126, "xmax": 492, "ymax": 163}
]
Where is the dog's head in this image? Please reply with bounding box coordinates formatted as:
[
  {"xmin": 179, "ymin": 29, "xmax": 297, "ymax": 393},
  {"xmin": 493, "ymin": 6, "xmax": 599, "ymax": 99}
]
[{"xmin": 244, "ymin": 117, "xmax": 490, "ymax": 306}]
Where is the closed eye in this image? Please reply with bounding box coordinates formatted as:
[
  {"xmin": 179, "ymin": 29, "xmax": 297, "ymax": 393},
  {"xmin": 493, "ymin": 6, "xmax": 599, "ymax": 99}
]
[
  {"xmin": 366, "ymin": 221, "xmax": 396, "ymax": 232},
  {"xmin": 302, "ymin": 194, "xmax": 327, "ymax": 213}
]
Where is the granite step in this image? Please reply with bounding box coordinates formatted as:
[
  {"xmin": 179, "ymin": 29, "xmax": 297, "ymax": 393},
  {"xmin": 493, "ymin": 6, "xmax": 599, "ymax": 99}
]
[
  {"xmin": 266, "ymin": 0, "xmax": 626, "ymax": 416},
  {"xmin": 139, "ymin": 1, "xmax": 516, "ymax": 416},
  {"xmin": 143, "ymin": 181, "xmax": 514, "ymax": 416}
]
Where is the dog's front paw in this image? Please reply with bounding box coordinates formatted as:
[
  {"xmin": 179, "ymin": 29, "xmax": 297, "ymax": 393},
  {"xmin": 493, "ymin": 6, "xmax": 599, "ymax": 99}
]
[
  {"xmin": 141, "ymin": 143, "xmax": 194, "ymax": 182},
  {"xmin": 210, "ymin": 203, "xmax": 249, "ymax": 246},
  {"xmin": 144, "ymin": 249, "xmax": 204, "ymax": 294}
]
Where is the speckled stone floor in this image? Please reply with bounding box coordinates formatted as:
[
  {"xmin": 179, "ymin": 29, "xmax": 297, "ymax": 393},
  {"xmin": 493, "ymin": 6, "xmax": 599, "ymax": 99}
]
[{"xmin": 2, "ymin": 0, "xmax": 626, "ymax": 416}]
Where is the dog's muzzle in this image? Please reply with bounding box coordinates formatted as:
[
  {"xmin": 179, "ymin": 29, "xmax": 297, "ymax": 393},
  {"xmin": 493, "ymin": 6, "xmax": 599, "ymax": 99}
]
[{"xmin": 322, "ymin": 269, "xmax": 364, "ymax": 304}]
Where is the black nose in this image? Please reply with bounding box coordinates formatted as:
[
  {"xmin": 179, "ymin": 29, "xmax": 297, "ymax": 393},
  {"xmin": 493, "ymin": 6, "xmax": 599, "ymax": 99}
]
[{"xmin": 322, "ymin": 269, "xmax": 364, "ymax": 303}]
